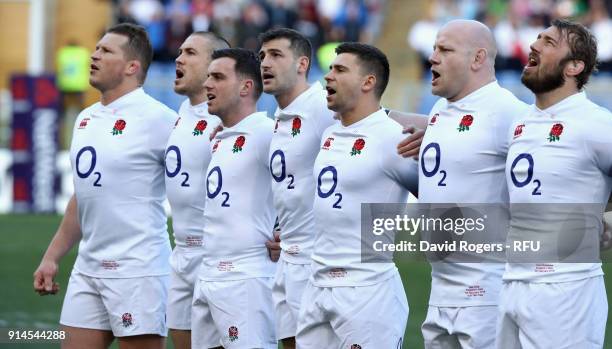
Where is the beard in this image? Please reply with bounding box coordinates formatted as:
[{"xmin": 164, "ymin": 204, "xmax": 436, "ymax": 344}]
[{"xmin": 521, "ymin": 61, "xmax": 566, "ymax": 94}]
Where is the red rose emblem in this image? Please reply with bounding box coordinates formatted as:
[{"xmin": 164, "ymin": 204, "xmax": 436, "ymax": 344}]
[
  {"xmin": 461, "ymin": 115, "xmax": 473, "ymax": 126},
  {"xmin": 350, "ymin": 138, "xmax": 365, "ymax": 156},
  {"xmin": 233, "ymin": 136, "xmax": 246, "ymax": 153},
  {"xmin": 458, "ymin": 114, "xmax": 473, "ymax": 132},
  {"xmin": 548, "ymin": 123, "xmax": 563, "ymax": 142},
  {"xmin": 291, "ymin": 117, "xmax": 301, "ymax": 136},
  {"xmin": 115, "ymin": 120, "xmax": 126, "ymax": 130},
  {"xmin": 111, "ymin": 119, "xmax": 126, "ymax": 135},
  {"xmin": 193, "ymin": 120, "xmax": 208, "ymax": 135},
  {"xmin": 228, "ymin": 326, "xmax": 239, "ymax": 342}
]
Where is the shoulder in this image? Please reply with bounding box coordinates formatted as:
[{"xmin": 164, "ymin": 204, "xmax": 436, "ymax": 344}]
[{"xmin": 430, "ymin": 98, "xmax": 447, "ymax": 116}]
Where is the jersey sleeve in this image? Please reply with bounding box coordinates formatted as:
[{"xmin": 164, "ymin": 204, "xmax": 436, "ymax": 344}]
[
  {"xmin": 149, "ymin": 106, "xmax": 178, "ymax": 164},
  {"xmin": 380, "ymin": 126, "xmax": 419, "ymax": 196},
  {"xmin": 496, "ymin": 100, "xmax": 528, "ymax": 156},
  {"xmin": 586, "ymin": 109, "xmax": 612, "ymax": 178},
  {"xmin": 313, "ymin": 109, "xmax": 336, "ymax": 140}
]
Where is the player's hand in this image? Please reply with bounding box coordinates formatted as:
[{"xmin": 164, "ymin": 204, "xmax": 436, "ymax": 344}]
[
  {"xmin": 397, "ymin": 125, "xmax": 425, "ymax": 159},
  {"xmin": 209, "ymin": 124, "xmax": 224, "ymax": 141},
  {"xmin": 601, "ymin": 211, "xmax": 612, "ymax": 251},
  {"xmin": 33, "ymin": 259, "xmax": 60, "ymax": 296},
  {"xmin": 266, "ymin": 229, "xmax": 281, "ymax": 262}
]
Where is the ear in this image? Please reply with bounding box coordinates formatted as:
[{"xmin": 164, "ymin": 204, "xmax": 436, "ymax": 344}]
[
  {"xmin": 297, "ymin": 56, "xmax": 310, "ymax": 75},
  {"xmin": 565, "ymin": 60, "xmax": 585, "ymax": 78},
  {"xmin": 125, "ymin": 60, "xmax": 141, "ymax": 78},
  {"xmin": 240, "ymin": 79, "xmax": 254, "ymax": 97},
  {"xmin": 361, "ymin": 74, "xmax": 377, "ymax": 94},
  {"xmin": 472, "ymin": 48, "xmax": 487, "ymax": 70}
]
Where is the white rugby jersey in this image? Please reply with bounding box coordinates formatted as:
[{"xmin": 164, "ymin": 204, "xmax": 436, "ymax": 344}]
[
  {"xmin": 70, "ymin": 88, "xmax": 177, "ymax": 278},
  {"xmin": 504, "ymin": 92, "xmax": 612, "ymax": 282},
  {"xmin": 165, "ymin": 100, "xmax": 221, "ymax": 250},
  {"xmin": 311, "ymin": 109, "xmax": 419, "ymax": 287},
  {"xmin": 269, "ymin": 82, "xmax": 335, "ymax": 264},
  {"xmin": 419, "ymin": 81, "xmax": 528, "ymax": 306},
  {"xmin": 199, "ymin": 112, "xmax": 276, "ymax": 281}
]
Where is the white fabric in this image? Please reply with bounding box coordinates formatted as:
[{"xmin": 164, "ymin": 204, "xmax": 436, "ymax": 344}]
[
  {"xmin": 70, "ymin": 88, "xmax": 176, "ymax": 278},
  {"xmin": 504, "ymin": 92, "xmax": 612, "ymax": 282},
  {"xmin": 496, "ymin": 277, "xmax": 607, "ymax": 349},
  {"xmin": 166, "ymin": 249, "xmax": 204, "ymax": 330},
  {"xmin": 199, "ymin": 112, "xmax": 276, "ymax": 281},
  {"xmin": 271, "ymin": 259, "xmax": 311, "ymax": 340},
  {"xmin": 269, "ymin": 82, "xmax": 335, "ymax": 264},
  {"xmin": 422, "ymin": 305, "xmax": 498, "ymax": 349},
  {"xmin": 60, "ymin": 271, "xmax": 169, "ymax": 336},
  {"xmin": 296, "ymin": 272, "xmax": 408, "ymax": 349},
  {"xmin": 310, "ymin": 109, "xmax": 418, "ymax": 287},
  {"xmin": 166, "ymin": 99, "xmax": 221, "ymax": 249},
  {"xmin": 191, "ymin": 277, "xmax": 276, "ymax": 349},
  {"xmin": 420, "ymin": 81, "xmax": 528, "ymax": 306}
]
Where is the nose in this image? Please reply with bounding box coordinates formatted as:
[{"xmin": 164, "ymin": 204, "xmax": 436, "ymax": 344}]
[
  {"xmin": 175, "ymin": 53, "xmax": 183, "ymax": 65},
  {"xmin": 324, "ymin": 69, "xmax": 333, "ymax": 83},
  {"xmin": 91, "ymin": 49, "xmax": 100, "ymax": 61},
  {"xmin": 428, "ymin": 50, "xmax": 439, "ymax": 66},
  {"xmin": 260, "ymin": 55, "xmax": 271, "ymax": 69},
  {"xmin": 203, "ymin": 76, "xmax": 213, "ymax": 90}
]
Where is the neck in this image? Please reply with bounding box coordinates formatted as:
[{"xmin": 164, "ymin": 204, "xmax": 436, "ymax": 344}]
[
  {"xmin": 338, "ymin": 99, "xmax": 380, "ymax": 127},
  {"xmin": 220, "ymin": 101, "xmax": 257, "ymax": 128},
  {"xmin": 188, "ymin": 92, "xmax": 207, "ymax": 106},
  {"xmin": 534, "ymin": 83, "xmax": 580, "ymax": 110},
  {"xmin": 100, "ymin": 81, "xmax": 140, "ymax": 106},
  {"xmin": 448, "ymin": 75, "xmax": 495, "ymax": 103},
  {"xmin": 276, "ymin": 79, "xmax": 310, "ymax": 109}
]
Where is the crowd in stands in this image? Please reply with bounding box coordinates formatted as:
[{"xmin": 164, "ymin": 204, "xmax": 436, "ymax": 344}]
[
  {"xmin": 409, "ymin": 0, "xmax": 612, "ymax": 74},
  {"xmin": 112, "ymin": 0, "xmax": 387, "ymax": 62}
]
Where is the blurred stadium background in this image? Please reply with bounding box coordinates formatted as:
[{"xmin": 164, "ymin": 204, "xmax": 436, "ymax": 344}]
[{"xmin": 0, "ymin": 0, "xmax": 611, "ymax": 348}]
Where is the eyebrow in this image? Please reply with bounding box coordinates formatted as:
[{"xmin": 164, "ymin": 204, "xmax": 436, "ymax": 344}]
[
  {"xmin": 330, "ymin": 63, "xmax": 349, "ymax": 71},
  {"xmin": 540, "ymin": 33, "xmax": 558, "ymax": 44}
]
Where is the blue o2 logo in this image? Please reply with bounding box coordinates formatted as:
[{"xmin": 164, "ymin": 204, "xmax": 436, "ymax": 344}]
[
  {"xmin": 421, "ymin": 142, "xmax": 447, "ymax": 186},
  {"xmin": 510, "ymin": 153, "xmax": 541, "ymax": 195},
  {"xmin": 165, "ymin": 145, "xmax": 190, "ymax": 187},
  {"xmin": 206, "ymin": 166, "xmax": 230, "ymax": 207},
  {"xmin": 317, "ymin": 166, "xmax": 342, "ymax": 209},
  {"xmin": 270, "ymin": 149, "xmax": 295, "ymax": 189},
  {"xmin": 76, "ymin": 146, "xmax": 102, "ymax": 187}
]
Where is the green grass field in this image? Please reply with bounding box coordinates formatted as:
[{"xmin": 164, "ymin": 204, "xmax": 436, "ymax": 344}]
[{"xmin": 1, "ymin": 214, "xmax": 611, "ymax": 348}]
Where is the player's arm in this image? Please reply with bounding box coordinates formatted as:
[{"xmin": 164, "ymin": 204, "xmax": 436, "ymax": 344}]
[
  {"xmin": 33, "ymin": 194, "xmax": 82, "ymax": 295},
  {"xmin": 388, "ymin": 110, "xmax": 428, "ymax": 159}
]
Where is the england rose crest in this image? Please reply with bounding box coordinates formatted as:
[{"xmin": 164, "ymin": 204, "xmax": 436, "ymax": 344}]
[
  {"xmin": 121, "ymin": 313, "xmax": 133, "ymax": 327},
  {"xmin": 291, "ymin": 117, "xmax": 301, "ymax": 137},
  {"xmin": 111, "ymin": 119, "xmax": 126, "ymax": 135},
  {"xmin": 457, "ymin": 114, "xmax": 473, "ymax": 132},
  {"xmin": 228, "ymin": 326, "xmax": 239, "ymax": 342},
  {"xmin": 350, "ymin": 138, "xmax": 365, "ymax": 156},
  {"xmin": 548, "ymin": 123, "xmax": 563, "ymax": 142},
  {"xmin": 193, "ymin": 120, "xmax": 207, "ymax": 136},
  {"xmin": 233, "ymin": 136, "xmax": 246, "ymax": 153}
]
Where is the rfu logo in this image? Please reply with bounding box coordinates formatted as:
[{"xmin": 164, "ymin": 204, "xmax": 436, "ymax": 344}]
[{"xmin": 513, "ymin": 124, "xmax": 525, "ymax": 139}]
